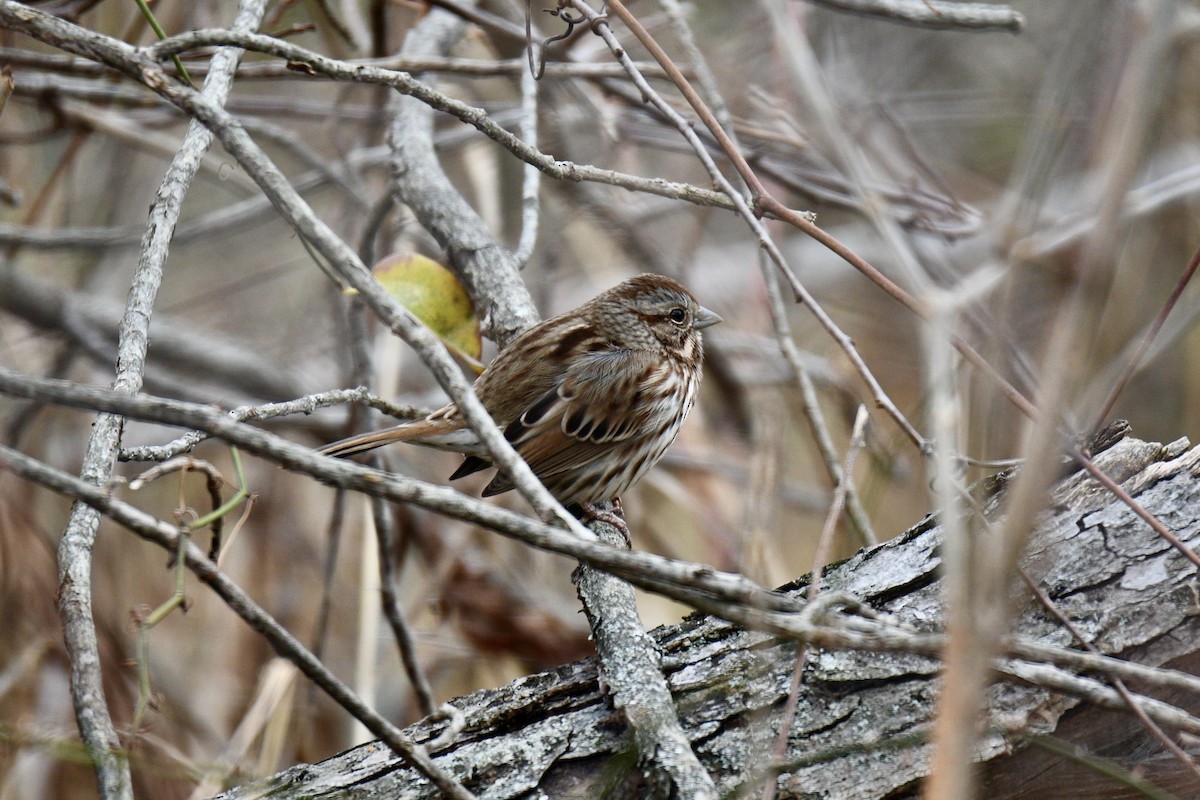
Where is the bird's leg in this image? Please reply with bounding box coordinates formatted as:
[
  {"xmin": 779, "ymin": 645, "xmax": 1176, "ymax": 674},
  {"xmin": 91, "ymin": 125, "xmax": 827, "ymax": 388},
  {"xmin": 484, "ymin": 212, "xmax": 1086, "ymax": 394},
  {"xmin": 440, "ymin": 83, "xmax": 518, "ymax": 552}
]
[{"xmin": 579, "ymin": 500, "xmax": 631, "ymax": 547}]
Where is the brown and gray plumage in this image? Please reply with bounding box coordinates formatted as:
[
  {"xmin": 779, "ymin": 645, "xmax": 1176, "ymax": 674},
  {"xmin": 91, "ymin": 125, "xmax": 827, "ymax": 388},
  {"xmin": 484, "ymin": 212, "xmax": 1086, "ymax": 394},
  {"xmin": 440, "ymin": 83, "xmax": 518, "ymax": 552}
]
[{"xmin": 321, "ymin": 273, "xmax": 721, "ymax": 506}]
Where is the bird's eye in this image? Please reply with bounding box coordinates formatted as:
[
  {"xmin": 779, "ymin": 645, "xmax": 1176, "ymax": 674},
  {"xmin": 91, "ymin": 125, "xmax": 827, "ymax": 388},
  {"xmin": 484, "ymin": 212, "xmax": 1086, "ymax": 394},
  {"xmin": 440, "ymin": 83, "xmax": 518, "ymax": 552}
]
[{"xmin": 668, "ymin": 307, "xmax": 687, "ymax": 325}]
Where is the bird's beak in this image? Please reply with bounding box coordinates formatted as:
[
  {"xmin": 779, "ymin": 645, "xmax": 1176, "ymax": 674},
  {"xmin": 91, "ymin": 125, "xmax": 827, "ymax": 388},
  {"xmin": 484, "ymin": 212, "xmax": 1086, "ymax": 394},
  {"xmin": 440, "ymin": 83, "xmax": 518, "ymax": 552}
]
[{"xmin": 694, "ymin": 305, "xmax": 722, "ymax": 330}]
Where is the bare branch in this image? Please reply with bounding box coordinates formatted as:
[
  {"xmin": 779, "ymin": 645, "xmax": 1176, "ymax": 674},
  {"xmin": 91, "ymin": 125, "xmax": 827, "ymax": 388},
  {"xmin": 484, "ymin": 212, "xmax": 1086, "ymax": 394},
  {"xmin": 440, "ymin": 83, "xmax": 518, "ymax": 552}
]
[
  {"xmin": 0, "ymin": 444, "xmax": 476, "ymax": 799},
  {"xmin": 808, "ymin": 0, "xmax": 1024, "ymax": 32}
]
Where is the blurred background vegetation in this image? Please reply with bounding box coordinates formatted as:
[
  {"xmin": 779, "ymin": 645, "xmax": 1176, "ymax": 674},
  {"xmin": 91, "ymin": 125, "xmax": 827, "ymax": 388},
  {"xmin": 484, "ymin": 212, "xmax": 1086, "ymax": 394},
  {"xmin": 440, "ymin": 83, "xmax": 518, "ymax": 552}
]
[{"xmin": 2, "ymin": 0, "xmax": 1199, "ymax": 797}]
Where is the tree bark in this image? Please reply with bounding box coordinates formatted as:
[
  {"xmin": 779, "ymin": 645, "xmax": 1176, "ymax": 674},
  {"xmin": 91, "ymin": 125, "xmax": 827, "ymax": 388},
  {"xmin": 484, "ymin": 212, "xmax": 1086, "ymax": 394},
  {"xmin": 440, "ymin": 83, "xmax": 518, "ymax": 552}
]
[{"xmin": 217, "ymin": 433, "xmax": 1200, "ymax": 799}]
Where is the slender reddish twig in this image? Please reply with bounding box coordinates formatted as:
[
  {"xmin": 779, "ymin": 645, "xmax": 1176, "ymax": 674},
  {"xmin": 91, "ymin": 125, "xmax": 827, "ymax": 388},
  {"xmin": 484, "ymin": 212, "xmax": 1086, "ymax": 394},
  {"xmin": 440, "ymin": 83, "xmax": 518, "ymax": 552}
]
[
  {"xmin": 1090, "ymin": 239, "xmax": 1200, "ymax": 436},
  {"xmin": 763, "ymin": 408, "xmax": 869, "ymax": 800},
  {"xmin": 1020, "ymin": 565, "xmax": 1200, "ymax": 784},
  {"xmin": 602, "ymin": 0, "xmax": 1039, "ymax": 428},
  {"xmin": 1072, "ymin": 450, "xmax": 1200, "ymax": 570}
]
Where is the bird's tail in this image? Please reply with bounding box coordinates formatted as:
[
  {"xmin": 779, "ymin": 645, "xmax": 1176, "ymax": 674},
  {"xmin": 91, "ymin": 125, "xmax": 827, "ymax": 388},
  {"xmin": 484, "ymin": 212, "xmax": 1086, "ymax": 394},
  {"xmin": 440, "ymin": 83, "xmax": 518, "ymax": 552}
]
[{"xmin": 319, "ymin": 417, "xmax": 479, "ymax": 459}]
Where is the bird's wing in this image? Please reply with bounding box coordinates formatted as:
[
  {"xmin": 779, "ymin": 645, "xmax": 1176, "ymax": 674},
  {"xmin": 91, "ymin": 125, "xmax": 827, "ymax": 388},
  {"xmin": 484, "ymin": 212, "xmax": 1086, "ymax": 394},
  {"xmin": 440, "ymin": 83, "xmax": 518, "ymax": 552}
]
[{"xmin": 480, "ymin": 349, "xmax": 671, "ymax": 496}]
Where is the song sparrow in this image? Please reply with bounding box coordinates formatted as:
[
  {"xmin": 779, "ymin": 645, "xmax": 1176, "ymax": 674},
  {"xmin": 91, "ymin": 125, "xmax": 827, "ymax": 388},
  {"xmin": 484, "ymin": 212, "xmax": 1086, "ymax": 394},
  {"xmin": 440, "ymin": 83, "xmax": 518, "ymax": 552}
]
[{"xmin": 321, "ymin": 273, "xmax": 721, "ymax": 510}]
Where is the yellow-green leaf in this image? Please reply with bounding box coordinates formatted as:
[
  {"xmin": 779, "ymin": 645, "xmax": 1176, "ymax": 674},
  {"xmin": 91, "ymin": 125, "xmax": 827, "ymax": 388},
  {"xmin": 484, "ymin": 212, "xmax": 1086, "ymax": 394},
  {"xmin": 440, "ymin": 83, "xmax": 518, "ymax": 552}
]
[{"xmin": 364, "ymin": 253, "xmax": 484, "ymax": 374}]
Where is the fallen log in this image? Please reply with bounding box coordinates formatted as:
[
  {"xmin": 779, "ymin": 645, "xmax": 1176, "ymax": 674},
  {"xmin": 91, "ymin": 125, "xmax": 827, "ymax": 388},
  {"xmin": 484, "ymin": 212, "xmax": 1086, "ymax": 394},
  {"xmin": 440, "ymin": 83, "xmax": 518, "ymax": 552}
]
[{"xmin": 218, "ymin": 432, "xmax": 1200, "ymax": 799}]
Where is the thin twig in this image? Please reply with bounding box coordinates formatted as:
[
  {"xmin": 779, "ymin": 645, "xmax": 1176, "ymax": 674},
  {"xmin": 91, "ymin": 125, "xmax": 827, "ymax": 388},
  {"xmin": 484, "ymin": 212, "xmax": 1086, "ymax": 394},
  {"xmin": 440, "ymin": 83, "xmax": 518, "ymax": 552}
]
[
  {"xmin": 118, "ymin": 388, "xmax": 422, "ymax": 462},
  {"xmin": 603, "ymin": 0, "xmax": 1040, "ymax": 436},
  {"xmin": 1071, "ymin": 450, "xmax": 1200, "ymax": 571},
  {"xmin": 0, "ymin": 444, "xmax": 477, "ymax": 799},
  {"xmin": 763, "ymin": 406, "xmax": 869, "ymax": 800},
  {"xmin": 513, "ymin": 27, "xmax": 541, "ymax": 267},
  {"xmin": 50, "ymin": 4, "xmax": 267, "ymax": 796},
  {"xmin": 761, "ymin": 256, "xmax": 878, "ymax": 545},
  {"xmin": 807, "ymin": 0, "xmax": 1023, "ymax": 31},
  {"xmin": 1020, "ymin": 565, "xmax": 1200, "ymax": 784},
  {"xmin": 807, "ymin": 407, "xmax": 870, "ymax": 601},
  {"xmin": 1090, "ymin": 238, "xmax": 1200, "ymax": 435},
  {"xmin": 371, "ymin": 493, "xmax": 437, "ymax": 716},
  {"xmin": 574, "ymin": 0, "xmax": 927, "ymax": 450}
]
